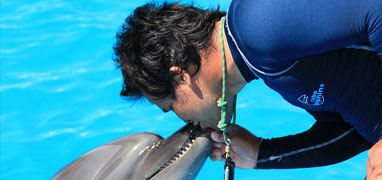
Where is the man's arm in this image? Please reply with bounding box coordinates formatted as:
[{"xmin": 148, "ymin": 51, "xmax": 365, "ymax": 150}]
[
  {"xmin": 210, "ymin": 111, "xmax": 373, "ymax": 169},
  {"xmin": 257, "ymin": 111, "xmax": 373, "ymax": 169}
]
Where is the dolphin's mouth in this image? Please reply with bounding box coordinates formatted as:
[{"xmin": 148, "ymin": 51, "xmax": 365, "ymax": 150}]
[{"xmin": 146, "ymin": 124, "xmax": 211, "ymax": 180}]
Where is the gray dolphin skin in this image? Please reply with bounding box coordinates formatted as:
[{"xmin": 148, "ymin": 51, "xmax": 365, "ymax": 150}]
[{"xmin": 53, "ymin": 123, "xmax": 213, "ymax": 180}]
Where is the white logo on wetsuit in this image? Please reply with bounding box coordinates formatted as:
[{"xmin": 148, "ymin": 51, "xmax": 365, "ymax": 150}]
[{"xmin": 298, "ymin": 83, "xmax": 325, "ymax": 106}]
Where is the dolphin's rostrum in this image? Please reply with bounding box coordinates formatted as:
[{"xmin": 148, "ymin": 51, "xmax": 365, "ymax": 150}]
[{"xmin": 53, "ymin": 123, "xmax": 213, "ymax": 180}]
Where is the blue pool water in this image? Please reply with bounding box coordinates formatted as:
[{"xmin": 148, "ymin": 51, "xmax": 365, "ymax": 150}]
[{"xmin": 1, "ymin": 0, "xmax": 368, "ymax": 179}]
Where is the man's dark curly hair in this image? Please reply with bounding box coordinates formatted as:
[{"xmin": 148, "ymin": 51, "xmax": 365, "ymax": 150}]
[{"xmin": 113, "ymin": 2, "xmax": 226, "ymax": 100}]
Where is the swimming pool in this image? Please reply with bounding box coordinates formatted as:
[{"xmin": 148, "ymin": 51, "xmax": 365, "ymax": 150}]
[{"xmin": 1, "ymin": 0, "xmax": 368, "ymax": 179}]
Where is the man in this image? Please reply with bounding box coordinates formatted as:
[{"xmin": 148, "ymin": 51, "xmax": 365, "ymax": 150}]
[{"xmin": 113, "ymin": 1, "xmax": 382, "ymax": 179}]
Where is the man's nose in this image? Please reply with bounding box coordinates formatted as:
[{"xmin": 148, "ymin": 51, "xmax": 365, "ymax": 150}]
[{"xmin": 182, "ymin": 119, "xmax": 193, "ymax": 124}]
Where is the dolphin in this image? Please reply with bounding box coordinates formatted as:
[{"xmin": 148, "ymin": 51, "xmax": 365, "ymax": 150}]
[{"xmin": 52, "ymin": 123, "xmax": 213, "ymax": 180}]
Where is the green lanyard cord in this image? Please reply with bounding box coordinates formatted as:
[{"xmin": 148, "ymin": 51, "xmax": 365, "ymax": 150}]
[{"xmin": 217, "ymin": 16, "xmax": 237, "ymax": 161}]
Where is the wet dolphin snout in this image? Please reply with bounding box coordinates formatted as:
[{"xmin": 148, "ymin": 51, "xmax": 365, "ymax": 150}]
[{"xmin": 53, "ymin": 123, "xmax": 213, "ymax": 180}]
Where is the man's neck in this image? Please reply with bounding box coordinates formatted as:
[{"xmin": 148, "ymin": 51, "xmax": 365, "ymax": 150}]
[
  {"xmin": 219, "ymin": 20, "xmax": 247, "ymax": 96},
  {"xmin": 198, "ymin": 20, "xmax": 247, "ymax": 98}
]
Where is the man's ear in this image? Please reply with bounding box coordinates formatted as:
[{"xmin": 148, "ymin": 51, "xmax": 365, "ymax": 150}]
[{"xmin": 169, "ymin": 66, "xmax": 192, "ymax": 86}]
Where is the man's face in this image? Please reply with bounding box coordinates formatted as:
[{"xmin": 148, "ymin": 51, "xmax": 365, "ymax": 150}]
[{"xmin": 146, "ymin": 75, "xmax": 235, "ymax": 131}]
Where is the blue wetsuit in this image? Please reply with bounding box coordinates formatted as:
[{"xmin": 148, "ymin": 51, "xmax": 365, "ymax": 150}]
[{"xmin": 224, "ymin": 0, "xmax": 382, "ymax": 169}]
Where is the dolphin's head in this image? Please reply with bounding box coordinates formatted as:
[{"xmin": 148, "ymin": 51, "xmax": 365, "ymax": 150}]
[
  {"xmin": 53, "ymin": 123, "xmax": 213, "ymax": 180},
  {"xmin": 139, "ymin": 123, "xmax": 213, "ymax": 180}
]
